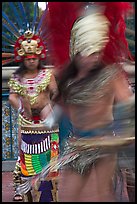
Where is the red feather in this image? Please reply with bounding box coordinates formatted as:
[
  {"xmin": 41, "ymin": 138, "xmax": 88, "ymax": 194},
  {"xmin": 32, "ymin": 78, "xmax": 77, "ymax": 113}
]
[
  {"xmin": 42, "ymin": 2, "xmax": 133, "ymax": 68},
  {"xmin": 95, "ymin": 2, "xmax": 133, "ymax": 64},
  {"xmin": 44, "ymin": 2, "xmax": 85, "ymax": 68}
]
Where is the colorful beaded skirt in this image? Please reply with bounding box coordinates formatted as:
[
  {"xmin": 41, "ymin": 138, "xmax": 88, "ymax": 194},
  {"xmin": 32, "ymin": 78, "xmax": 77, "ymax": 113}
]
[{"xmin": 19, "ymin": 124, "xmax": 59, "ymax": 202}]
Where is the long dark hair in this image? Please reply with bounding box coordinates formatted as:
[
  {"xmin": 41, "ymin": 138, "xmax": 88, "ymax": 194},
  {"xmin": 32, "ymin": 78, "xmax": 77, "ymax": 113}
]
[{"xmin": 13, "ymin": 60, "xmax": 44, "ymax": 77}]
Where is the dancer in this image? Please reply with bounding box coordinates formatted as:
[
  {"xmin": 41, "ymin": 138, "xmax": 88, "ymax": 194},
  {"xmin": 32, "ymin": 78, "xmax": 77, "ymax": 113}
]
[
  {"xmin": 8, "ymin": 29, "xmax": 59, "ymax": 202},
  {"xmin": 45, "ymin": 2, "xmax": 135, "ymax": 202}
]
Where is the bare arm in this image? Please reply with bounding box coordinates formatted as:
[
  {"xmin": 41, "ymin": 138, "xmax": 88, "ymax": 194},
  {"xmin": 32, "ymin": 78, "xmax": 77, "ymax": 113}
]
[
  {"xmin": 113, "ymin": 70, "xmax": 133, "ymax": 103},
  {"xmin": 113, "ymin": 69, "xmax": 134, "ymax": 125},
  {"xmin": 8, "ymin": 93, "xmax": 22, "ymax": 155},
  {"xmin": 9, "ymin": 93, "xmax": 32, "ymax": 118},
  {"xmin": 48, "ymin": 73, "xmax": 58, "ymax": 101},
  {"xmin": 9, "ymin": 93, "xmax": 21, "ymax": 110}
]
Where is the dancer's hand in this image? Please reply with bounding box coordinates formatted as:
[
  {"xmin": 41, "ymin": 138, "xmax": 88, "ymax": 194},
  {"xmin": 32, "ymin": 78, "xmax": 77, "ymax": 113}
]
[{"xmin": 21, "ymin": 96, "xmax": 32, "ymax": 118}]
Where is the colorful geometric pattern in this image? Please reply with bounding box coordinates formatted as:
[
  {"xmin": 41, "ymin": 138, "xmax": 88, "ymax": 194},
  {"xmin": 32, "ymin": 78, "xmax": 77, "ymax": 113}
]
[
  {"xmin": 24, "ymin": 151, "xmax": 50, "ymax": 175},
  {"xmin": 2, "ymin": 95, "xmax": 59, "ymax": 162},
  {"xmin": 21, "ymin": 131, "xmax": 59, "ymax": 177},
  {"xmin": 2, "ymin": 97, "xmax": 18, "ymax": 160}
]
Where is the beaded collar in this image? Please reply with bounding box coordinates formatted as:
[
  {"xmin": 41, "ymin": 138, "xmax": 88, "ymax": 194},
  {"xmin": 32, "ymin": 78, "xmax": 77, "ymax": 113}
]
[{"xmin": 8, "ymin": 69, "xmax": 52, "ymax": 105}]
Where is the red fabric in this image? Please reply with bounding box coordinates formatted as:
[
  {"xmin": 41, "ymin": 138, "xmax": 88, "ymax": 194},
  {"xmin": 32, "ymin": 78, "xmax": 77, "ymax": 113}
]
[
  {"xmin": 24, "ymin": 54, "xmax": 38, "ymax": 59},
  {"xmin": 42, "ymin": 2, "xmax": 133, "ymax": 68},
  {"xmin": 32, "ymin": 116, "xmax": 41, "ymax": 124},
  {"xmin": 45, "ymin": 2, "xmax": 85, "ymax": 68},
  {"xmin": 95, "ymin": 2, "xmax": 133, "ymax": 64}
]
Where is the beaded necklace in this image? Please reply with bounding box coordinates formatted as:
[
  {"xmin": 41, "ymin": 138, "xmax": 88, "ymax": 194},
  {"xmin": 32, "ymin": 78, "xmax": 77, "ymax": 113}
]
[{"xmin": 8, "ymin": 69, "xmax": 52, "ymax": 105}]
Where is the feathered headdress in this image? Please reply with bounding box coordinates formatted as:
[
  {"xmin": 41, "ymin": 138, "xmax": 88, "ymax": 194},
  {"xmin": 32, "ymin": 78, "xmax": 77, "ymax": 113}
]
[
  {"xmin": 2, "ymin": 2, "xmax": 49, "ymax": 65},
  {"xmin": 44, "ymin": 2, "xmax": 85, "ymax": 68},
  {"xmin": 42, "ymin": 2, "xmax": 133, "ymax": 68},
  {"xmin": 14, "ymin": 30, "xmax": 46, "ymax": 62},
  {"xmin": 97, "ymin": 2, "xmax": 133, "ymax": 64}
]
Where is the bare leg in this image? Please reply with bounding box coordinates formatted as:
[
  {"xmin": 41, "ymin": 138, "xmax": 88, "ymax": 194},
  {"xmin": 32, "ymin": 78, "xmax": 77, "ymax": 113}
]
[{"xmin": 58, "ymin": 153, "xmax": 117, "ymax": 202}]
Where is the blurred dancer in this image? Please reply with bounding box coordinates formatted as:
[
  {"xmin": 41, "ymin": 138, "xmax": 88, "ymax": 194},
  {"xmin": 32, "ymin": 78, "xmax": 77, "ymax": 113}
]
[
  {"xmin": 46, "ymin": 2, "xmax": 135, "ymax": 202},
  {"xmin": 8, "ymin": 30, "xmax": 59, "ymax": 202}
]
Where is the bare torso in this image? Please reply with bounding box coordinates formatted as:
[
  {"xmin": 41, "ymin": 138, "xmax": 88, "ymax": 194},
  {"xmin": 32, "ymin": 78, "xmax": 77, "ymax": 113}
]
[
  {"xmin": 29, "ymin": 90, "xmax": 53, "ymax": 120},
  {"xmin": 63, "ymin": 65, "xmax": 133, "ymax": 131},
  {"xmin": 31, "ymin": 90, "xmax": 51, "ymax": 108},
  {"xmin": 9, "ymin": 68, "xmax": 58, "ymax": 121},
  {"xmin": 67, "ymin": 91, "xmax": 115, "ymax": 130},
  {"xmin": 58, "ymin": 65, "xmax": 133, "ymax": 202}
]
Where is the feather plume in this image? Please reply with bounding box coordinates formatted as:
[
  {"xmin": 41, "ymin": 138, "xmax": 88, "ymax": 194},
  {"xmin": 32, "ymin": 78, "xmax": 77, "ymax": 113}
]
[
  {"xmin": 32, "ymin": 2, "xmax": 39, "ymax": 33},
  {"xmin": 2, "ymin": 53, "xmax": 14, "ymax": 57},
  {"xmin": 2, "ymin": 2, "xmax": 47, "ymax": 66},
  {"xmin": 44, "ymin": 2, "xmax": 85, "ymax": 68},
  {"xmin": 17, "ymin": 2, "xmax": 28, "ymax": 30},
  {"xmin": 95, "ymin": 2, "xmax": 134, "ymax": 64},
  {"xmin": 9, "ymin": 2, "xmax": 24, "ymax": 30},
  {"xmin": 42, "ymin": 2, "xmax": 133, "ymax": 68},
  {"xmin": 2, "ymin": 42, "xmax": 14, "ymax": 47},
  {"xmin": 2, "ymin": 59, "xmax": 15, "ymax": 66},
  {"xmin": 2, "ymin": 48, "xmax": 14, "ymax": 52},
  {"xmin": 2, "ymin": 12, "xmax": 20, "ymax": 37},
  {"xmin": 2, "ymin": 32, "xmax": 16, "ymax": 45}
]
